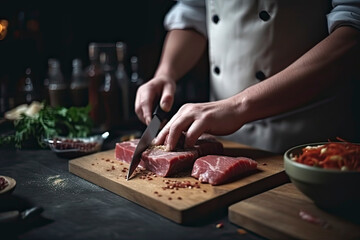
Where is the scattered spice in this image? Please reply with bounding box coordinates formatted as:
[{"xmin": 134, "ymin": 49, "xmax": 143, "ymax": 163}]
[
  {"xmin": 161, "ymin": 180, "xmax": 201, "ymax": 190},
  {"xmin": 299, "ymin": 210, "xmax": 330, "ymax": 228},
  {"xmin": 216, "ymin": 223, "xmax": 224, "ymax": 229},
  {"xmin": 53, "ymin": 179, "xmax": 65, "ymax": 186},
  {"xmin": 177, "ymin": 197, "xmax": 182, "ymax": 200},
  {"xmin": 237, "ymin": 228, "xmax": 247, "ymax": 235},
  {"xmin": 47, "ymin": 175, "xmax": 66, "ymax": 188}
]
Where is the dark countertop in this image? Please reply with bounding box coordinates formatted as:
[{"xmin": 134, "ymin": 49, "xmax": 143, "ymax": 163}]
[{"xmin": 0, "ymin": 136, "xmax": 266, "ymax": 240}]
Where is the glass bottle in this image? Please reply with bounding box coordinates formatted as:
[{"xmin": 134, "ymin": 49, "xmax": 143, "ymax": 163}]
[
  {"xmin": 16, "ymin": 67, "xmax": 37, "ymax": 105},
  {"xmin": 70, "ymin": 59, "xmax": 88, "ymax": 107},
  {"xmin": 43, "ymin": 72, "xmax": 50, "ymax": 104},
  {"xmin": 115, "ymin": 42, "xmax": 129, "ymax": 123},
  {"xmin": 86, "ymin": 43, "xmax": 105, "ymax": 126},
  {"xmin": 129, "ymin": 56, "xmax": 144, "ymax": 120},
  {"xmin": 48, "ymin": 59, "xmax": 71, "ymax": 108},
  {"xmin": 0, "ymin": 77, "xmax": 9, "ymax": 116},
  {"xmin": 99, "ymin": 52, "xmax": 121, "ymax": 130}
]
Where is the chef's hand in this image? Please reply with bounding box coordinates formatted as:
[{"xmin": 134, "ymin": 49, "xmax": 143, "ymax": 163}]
[
  {"xmin": 135, "ymin": 76, "xmax": 176, "ymax": 125},
  {"xmin": 153, "ymin": 98, "xmax": 245, "ymax": 151}
]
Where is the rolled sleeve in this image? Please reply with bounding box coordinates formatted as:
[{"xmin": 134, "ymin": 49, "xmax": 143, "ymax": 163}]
[
  {"xmin": 327, "ymin": 0, "xmax": 360, "ymax": 33},
  {"xmin": 164, "ymin": 0, "xmax": 207, "ymax": 37}
]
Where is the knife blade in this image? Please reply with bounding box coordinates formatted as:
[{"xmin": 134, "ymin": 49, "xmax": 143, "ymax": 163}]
[{"xmin": 127, "ymin": 104, "xmax": 168, "ymax": 180}]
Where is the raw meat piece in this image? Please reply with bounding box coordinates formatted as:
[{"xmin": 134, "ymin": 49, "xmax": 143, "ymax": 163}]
[
  {"xmin": 115, "ymin": 135, "xmax": 224, "ymax": 176},
  {"xmin": 142, "ymin": 146, "xmax": 198, "ymax": 177},
  {"xmin": 115, "ymin": 139, "xmax": 146, "ymax": 169},
  {"xmin": 195, "ymin": 135, "xmax": 224, "ymax": 156},
  {"xmin": 167, "ymin": 133, "xmax": 224, "ymax": 156},
  {"xmin": 141, "ymin": 135, "xmax": 223, "ymax": 176},
  {"xmin": 191, "ymin": 155, "xmax": 257, "ymax": 185}
]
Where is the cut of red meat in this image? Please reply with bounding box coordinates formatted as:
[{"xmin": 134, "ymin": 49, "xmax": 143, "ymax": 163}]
[
  {"xmin": 191, "ymin": 155, "xmax": 257, "ymax": 185},
  {"xmin": 195, "ymin": 135, "xmax": 224, "ymax": 156},
  {"xmin": 115, "ymin": 139, "xmax": 146, "ymax": 169},
  {"xmin": 114, "ymin": 135, "xmax": 224, "ymax": 176},
  {"xmin": 141, "ymin": 146, "xmax": 198, "ymax": 177},
  {"xmin": 141, "ymin": 135, "xmax": 223, "ymax": 177}
]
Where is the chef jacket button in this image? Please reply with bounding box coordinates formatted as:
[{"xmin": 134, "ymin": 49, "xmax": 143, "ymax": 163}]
[
  {"xmin": 255, "ymin": 71, "xmax": 266, "ymax": 81},
  {"xmin": 214, "ymin": 66, "xmax": 220, "ymax": 75},
  {"xmin": 259, "ymin": 11, "xmax": 271, "ymax": 21},
  {"xmin": 212, "ymin": 15, "xmax": 220, "ymax": 24}
]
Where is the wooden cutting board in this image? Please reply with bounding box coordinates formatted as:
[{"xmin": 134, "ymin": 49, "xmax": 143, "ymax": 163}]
[
  {"xmin": 229, "ymin": 183, "xmax": 360, "ymax": 240},
  {"xmin": 68, "ymin": 140, "xmax": 289, "ymax": 224}
]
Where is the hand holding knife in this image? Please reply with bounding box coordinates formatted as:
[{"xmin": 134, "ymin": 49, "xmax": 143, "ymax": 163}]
[{"xmin": 127, "ymin": 104, "xmax": 168, "ymax": 180}]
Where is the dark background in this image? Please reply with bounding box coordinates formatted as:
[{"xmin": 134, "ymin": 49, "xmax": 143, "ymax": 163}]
[{"xmin": 0, "ymin": 0, "xmax": 209, "ymax": 118}]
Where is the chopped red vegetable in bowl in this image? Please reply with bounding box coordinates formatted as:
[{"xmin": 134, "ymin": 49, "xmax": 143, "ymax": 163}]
[
  {"xmin": 292, "ymin": 138, "xmax": 360, "ymax": 171},
  {"xmin": 284, "ymin": 139, "xmax": 360, "ymax": 211}
]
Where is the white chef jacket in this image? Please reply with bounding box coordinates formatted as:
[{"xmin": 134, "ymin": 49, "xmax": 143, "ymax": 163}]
[{"xmin": 164, "ymin": 0, "xmax": 360, "ymax": 153}]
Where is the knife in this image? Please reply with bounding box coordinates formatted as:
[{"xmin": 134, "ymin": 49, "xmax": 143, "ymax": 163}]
[
  {"xmin": 0, "ymin": 206, "xmax": 43, "ymax": 223},
  {"xmin": 127, "ymin": 104, "xmax": 168, "ymax": 180}
]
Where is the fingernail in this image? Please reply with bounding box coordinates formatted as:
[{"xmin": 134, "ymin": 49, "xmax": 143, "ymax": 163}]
[{"xmin": 161, "ymin": 102, "xmax": 169, "ymax": 112}]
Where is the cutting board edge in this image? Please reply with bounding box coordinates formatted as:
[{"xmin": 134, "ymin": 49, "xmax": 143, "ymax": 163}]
[
  {"xmin": 180, "ymin": 170, "xmax": 290, "ymax": 225},
  {"xmin": 228, "ymin": 204, "xmax": 299, "ymax": 240},
  {"xmin": 228, "ymin": 183, "xmax": 360, "ymax": 240},
  {"xmin": 69, "ymin": 160, "xmax": 186, "ymax": 224}
]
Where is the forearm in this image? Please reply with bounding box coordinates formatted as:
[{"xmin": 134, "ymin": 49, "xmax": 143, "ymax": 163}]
[
  {"xmin": 154, "ymin": 29, "xmax": 207, "ymax": 82},
  {"xmin": 236, "ymin": 26, "xmax": 360, "ymax": 123}
]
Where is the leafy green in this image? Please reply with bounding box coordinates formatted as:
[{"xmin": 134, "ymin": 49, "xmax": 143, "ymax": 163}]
[{"xmin": 0, "ymin": 104, "xmax": 93, "ymax": 148}]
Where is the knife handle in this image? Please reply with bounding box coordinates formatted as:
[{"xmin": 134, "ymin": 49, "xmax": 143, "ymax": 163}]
[{"xmin": 153, "ymin": 104, "xmax": 168, "ymax": 122}]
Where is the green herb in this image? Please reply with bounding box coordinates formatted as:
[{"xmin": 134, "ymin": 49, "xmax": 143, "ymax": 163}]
[{"xmin": 0, "ymin": 105, "xmax": 93, "ymax": 148}]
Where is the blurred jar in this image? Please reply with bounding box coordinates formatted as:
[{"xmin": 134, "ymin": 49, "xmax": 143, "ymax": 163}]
[
  {"xmin": 43, "ymin": 71, "xmax": 50, "ymax": 104},
  {"xmin": 99, "ymin": 52, "xmax": 122, "ymax": 130},
  {"xmin": 48, "ymin": 59, "xmax": 71, "ymax": 108},
  {"xmin": 129, "ymin": 56, "xmax": 144, "ymax": 120},
  {"xmin": 0, "ymin": 76, "xmax": 9, "ymax": 116},
  {"xmin": 70, "ymin": 59, "xmax": 88, "ymax": 107},
  {"xmin": 16, "ymin": 67, "xmax": 39, "ymax": 106},
  {"xmin": 115, "ymin": 42, "xmax": 129, "ymax": 122},
  {"xmin": 86, "ymin": 43, "xmax": 105, "ymax": 127}
]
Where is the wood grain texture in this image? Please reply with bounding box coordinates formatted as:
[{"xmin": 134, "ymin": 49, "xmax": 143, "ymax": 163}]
[
  {"xmin": 229, "ymin": 183, "xmax": 360, "ymax": 240},
  {"xmin": 68, "ymin": 140, "xmax": 289, "ymax": 224}
]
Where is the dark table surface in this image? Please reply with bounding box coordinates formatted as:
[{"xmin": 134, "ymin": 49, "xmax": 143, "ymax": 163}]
[{"xmin": 0, "ymin": 134, "xmax": 266, "ymax": 240}]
